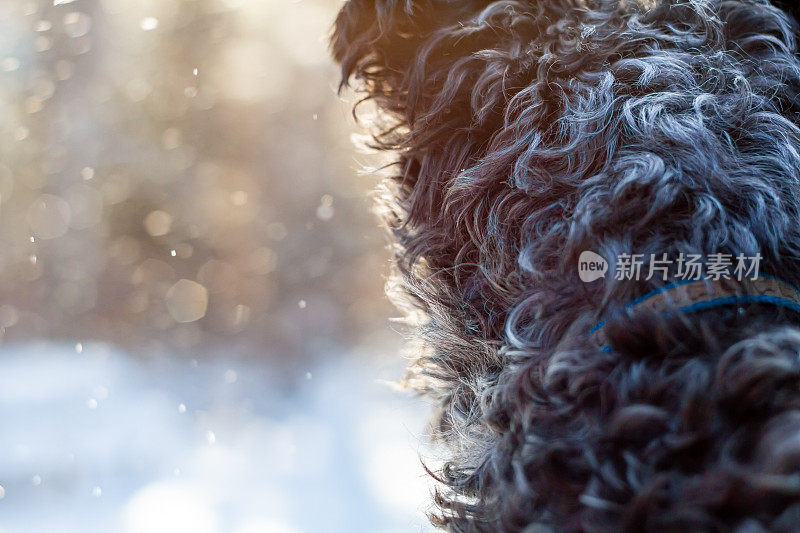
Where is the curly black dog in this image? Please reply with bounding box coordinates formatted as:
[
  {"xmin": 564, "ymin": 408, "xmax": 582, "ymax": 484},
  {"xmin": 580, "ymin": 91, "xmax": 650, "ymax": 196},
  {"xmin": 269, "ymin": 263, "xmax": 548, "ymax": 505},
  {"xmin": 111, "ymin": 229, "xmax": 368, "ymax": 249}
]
[{"xmin": 332, "ymin": 0, "xmax": 800, "ymax": 530}]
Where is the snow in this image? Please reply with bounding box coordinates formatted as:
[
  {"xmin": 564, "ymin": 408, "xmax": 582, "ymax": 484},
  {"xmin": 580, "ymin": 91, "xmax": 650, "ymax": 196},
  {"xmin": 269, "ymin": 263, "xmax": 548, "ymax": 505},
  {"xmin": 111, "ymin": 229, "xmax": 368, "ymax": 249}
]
[{"xmin": 0, "ymin": 343, "xmax": 435, "ymax": 532}]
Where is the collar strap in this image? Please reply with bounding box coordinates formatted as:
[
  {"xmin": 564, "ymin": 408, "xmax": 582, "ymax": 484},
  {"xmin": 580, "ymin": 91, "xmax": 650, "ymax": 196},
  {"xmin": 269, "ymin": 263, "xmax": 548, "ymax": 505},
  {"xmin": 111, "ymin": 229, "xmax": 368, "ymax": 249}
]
[{"xmin": 589, "ymin": 276, "xmax": 800, "ymax": 351}]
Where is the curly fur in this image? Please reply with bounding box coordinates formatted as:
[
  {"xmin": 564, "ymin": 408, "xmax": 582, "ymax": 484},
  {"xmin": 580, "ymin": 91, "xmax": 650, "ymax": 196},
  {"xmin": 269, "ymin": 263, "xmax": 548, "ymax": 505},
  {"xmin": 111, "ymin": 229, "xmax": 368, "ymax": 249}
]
[{"xmin": 331, "ymin": 0, "xmax": 800, "ymax": 530}]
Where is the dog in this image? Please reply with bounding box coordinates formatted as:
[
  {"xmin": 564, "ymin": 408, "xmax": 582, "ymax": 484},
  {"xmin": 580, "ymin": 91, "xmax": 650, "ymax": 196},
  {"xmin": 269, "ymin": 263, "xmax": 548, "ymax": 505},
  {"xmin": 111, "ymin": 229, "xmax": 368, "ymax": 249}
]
[{"xmin": 332, "ymin": 0, "xmax": 800, "ymax": 530}]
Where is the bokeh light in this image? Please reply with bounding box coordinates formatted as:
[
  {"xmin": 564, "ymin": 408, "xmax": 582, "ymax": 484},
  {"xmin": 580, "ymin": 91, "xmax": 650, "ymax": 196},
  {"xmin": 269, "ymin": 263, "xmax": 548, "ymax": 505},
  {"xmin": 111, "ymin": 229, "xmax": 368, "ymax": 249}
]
[
  {"xmin": 0, "ymin": 0, "xmax": 394, "ymax": 363},
  {"xmin": 0, "ymin": 0, "xmax": 433, "ymax": 531}
]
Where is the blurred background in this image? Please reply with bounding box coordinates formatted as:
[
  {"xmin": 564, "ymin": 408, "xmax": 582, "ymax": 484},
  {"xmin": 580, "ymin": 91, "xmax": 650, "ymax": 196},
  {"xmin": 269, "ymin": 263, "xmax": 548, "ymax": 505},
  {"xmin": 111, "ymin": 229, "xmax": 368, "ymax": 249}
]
[{"xmin": 0, "ymin": 0, "xmax": 433, "ymax": 531}]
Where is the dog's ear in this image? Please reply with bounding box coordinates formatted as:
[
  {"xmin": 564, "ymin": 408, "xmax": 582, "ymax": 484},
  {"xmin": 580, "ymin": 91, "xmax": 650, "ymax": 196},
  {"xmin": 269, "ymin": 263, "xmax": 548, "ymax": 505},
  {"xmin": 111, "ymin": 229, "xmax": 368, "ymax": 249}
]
[
  {"xmin": 330, "ymin": 0, "xmax": 539, "ymax": 128},
  {"xmin": 330, "ymin": 0, "xmax": 538, "ymax": 236},
  {"xmin": 332, "ymin": 0, "xmax": 481, "ymax": 121},
  {"xmin": 331, "ymin": 0, "xmax": 437, "ymax": 92}
]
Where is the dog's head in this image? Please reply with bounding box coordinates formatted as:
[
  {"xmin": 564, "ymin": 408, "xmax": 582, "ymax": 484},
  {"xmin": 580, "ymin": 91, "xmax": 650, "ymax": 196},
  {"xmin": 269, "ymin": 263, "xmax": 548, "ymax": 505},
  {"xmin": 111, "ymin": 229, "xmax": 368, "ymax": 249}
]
[{"xmin": 333, "ymin": 1, "xmax": 800, "ymax": 530}]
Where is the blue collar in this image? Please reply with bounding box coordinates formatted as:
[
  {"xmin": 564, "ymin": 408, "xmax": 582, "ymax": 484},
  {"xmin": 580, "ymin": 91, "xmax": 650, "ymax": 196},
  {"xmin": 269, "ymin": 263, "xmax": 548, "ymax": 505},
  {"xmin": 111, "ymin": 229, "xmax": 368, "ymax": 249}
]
[{"xmin": 589, "ymin": 275, "xmax": 800, "ymax": 352}]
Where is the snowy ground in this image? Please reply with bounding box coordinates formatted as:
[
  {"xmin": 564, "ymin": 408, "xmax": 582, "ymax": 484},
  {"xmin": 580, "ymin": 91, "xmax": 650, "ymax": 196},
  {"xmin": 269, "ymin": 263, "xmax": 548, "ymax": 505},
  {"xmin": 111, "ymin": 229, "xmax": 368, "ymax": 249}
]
[{"xmin": 0, "ymin": 343, "xmax": 435, "ymax": 532}]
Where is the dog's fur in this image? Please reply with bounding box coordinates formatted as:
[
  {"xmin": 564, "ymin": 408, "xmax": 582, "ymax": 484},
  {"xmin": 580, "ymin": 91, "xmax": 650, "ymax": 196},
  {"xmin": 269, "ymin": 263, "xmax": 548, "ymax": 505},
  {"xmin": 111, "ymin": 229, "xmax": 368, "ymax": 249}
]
[{"xmin": 332, "ymin": 1, "xmax": 800, "ymax": 530}]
